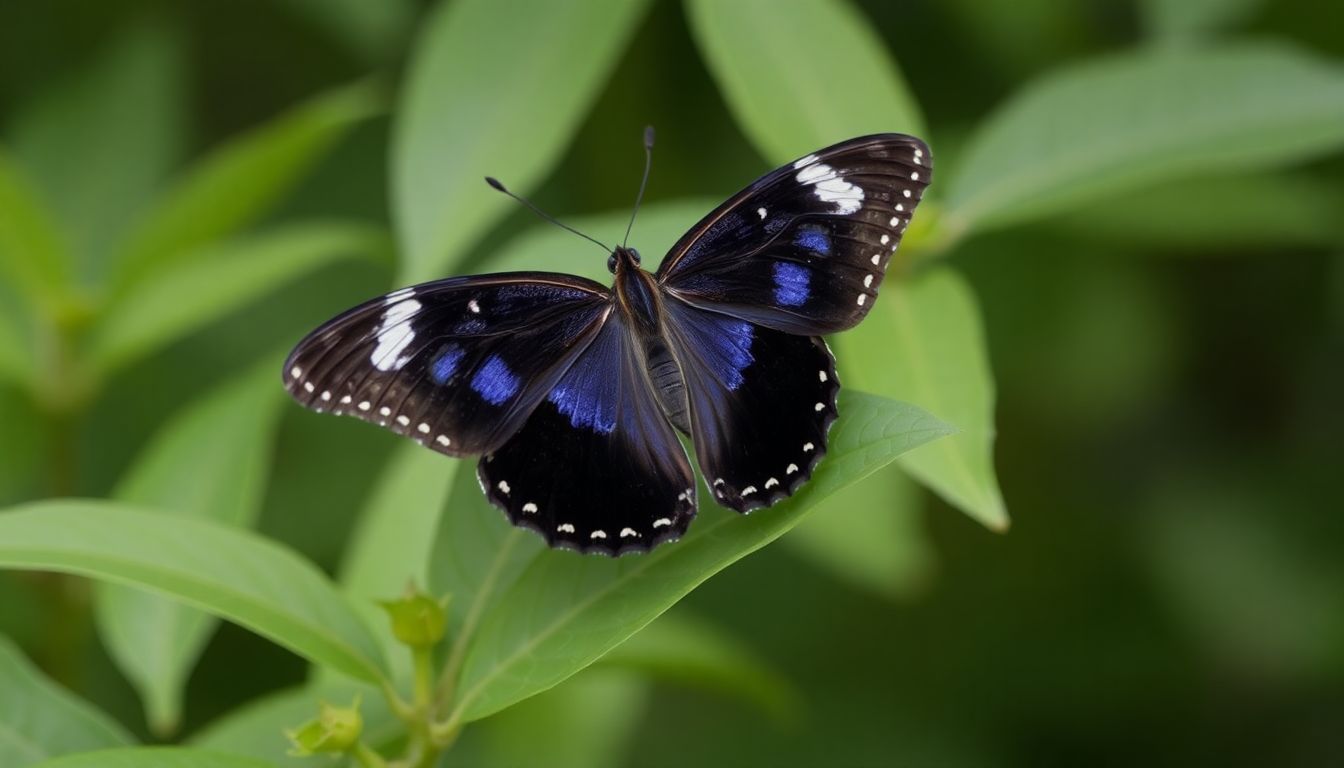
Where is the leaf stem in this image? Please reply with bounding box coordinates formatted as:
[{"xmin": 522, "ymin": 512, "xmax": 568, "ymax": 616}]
[{"xmin": 351, "ymin": 742, "xmax": 389, "ymax": 768}]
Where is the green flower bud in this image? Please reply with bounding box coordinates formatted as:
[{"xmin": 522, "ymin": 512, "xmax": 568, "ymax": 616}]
[
  {"xmin": 380, "ymin": 585, "xmax": 449, "ymax": 648},
  {"xmin": 286, "ymin": 696, "xmax": 363, "ymax": 756}
]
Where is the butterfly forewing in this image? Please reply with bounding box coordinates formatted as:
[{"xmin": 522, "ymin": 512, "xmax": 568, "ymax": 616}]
[
  {"xmin": 656, "ymin": 134, "xmax": 931, "ymax": 335},
  {"xmin": 478, "ymin": 315, "xmax": 697, "ymax": 554},
  {"xmin": 283, "ymin": 273, "xmax": 610, "ymax": 455},
  {"xmin": 662, "ymin": 298, "xmax": 839, "ymax": 511}
]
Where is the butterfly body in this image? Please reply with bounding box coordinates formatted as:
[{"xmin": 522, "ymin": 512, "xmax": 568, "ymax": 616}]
[{"xmin": 284, "ymin": 133, "xmax": 931, "ymax": 555}]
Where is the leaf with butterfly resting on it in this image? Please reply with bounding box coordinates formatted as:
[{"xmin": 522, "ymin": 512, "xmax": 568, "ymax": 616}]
[{"xmin": 283, "ymin": 133, "xmax": 933, "ymax": 555}]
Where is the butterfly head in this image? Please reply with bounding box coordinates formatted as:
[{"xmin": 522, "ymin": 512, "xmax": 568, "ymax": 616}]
[{"xmin": 608, "ymin": 245, "xmax": 641, "ymax": 275}]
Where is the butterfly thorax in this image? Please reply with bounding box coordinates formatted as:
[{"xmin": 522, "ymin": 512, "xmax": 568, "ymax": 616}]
[{"xmin": 610, "ymin": 246, "xmax": 692, "ymax": 433}]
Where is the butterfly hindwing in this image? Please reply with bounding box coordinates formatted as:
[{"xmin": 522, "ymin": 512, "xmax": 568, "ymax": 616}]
[
  {"xmin": 283, "ymin": 273, "xmax": 610, "ymax": 455},
  {"xmin": 662, "ymin": 298, "xmax": 840, "ymax": 512},
  {"xmin": 656, "ymin": 134, "xmax": 931, "ymax": 335},
  {"xmin": 478, "ymin": 315, "xmax": 697, "ymax": 554}
]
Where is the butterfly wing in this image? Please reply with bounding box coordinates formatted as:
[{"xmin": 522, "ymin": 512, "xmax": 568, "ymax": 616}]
[
  {"xmin": 662, "ymin": 298, "xmax": 839, "ymax": 512},
  {"xmin": 283, "ymin": 273, "xmax": 611, "ymax": 455},
  {"xmin": 656, "ymin": 133, "xmax": 931, "ymax": 335},
  {"xmin": 478, "ymin": 314, "xmax": 697, "ymax": 555}
]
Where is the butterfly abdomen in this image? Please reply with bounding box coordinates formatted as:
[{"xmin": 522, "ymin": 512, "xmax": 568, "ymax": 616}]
[{"xmin": 645, "ymin": 339, "xmax": 690, "ymax": 434}]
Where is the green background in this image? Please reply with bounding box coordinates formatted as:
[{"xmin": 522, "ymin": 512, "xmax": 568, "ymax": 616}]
[{"xmin": 1, "ymin": 0, "xmax": 1342, "ymax": 765}]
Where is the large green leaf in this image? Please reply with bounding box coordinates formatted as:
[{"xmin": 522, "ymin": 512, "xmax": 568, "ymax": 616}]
[
  {"xmin": 0, "ymin": 502, "xmax": 389, "ymax": 685},
  {"xmin": 90, "ymin": 222, "xmax": 389, "ymax": 377},
  {"xmin": 30, "ymin": 749, "xmax": 271, "ymax": 768},
  {"xmin": 0, "ymin": 148, "xmax": 72, "ymax": 313},
  {"xmin": 392, "ymin": 0, "xmax": 651, "ymax": 281},
  {"xmin": 93, "ymin": 363, "xmax": 287, "ymax": 735},
  {"xmin": 277, "ymin": 0, "xmax": 415, "ymax": 60},
  {"xmin": 686, "ymin": 0, "xmax": 924, "ymax": 163},
  {"xmin": 0, "ymin": 303, "xmax": 30, "ymax": 391},
  {"xmin": 9, "ymin": 17, "xmax": 183, "ymax": 281},
  {"xmin": 1051, "ymin": 171, "xmax": 1344, "ymax": 250},
  {"xmin": 835, "ymin": 266, "xmax": 1007, "ymax": 530},
  {"xmin": 447, "ymin": 392, "xmax": 951, "ymax": 723},
  {"xmin": 784, "ymin": 463, "xmax": 933, "ymax": 600},
  {"xmin": 110, "ymin": 80, "xmax": 382, "ymax": 291},
  {"xmin": 944, "ymin": 42, "xmax": 1344, "ymax": 238},
  {"xmin": 0, "ymin": 635, "xmax": 133, "ymax": 767}
]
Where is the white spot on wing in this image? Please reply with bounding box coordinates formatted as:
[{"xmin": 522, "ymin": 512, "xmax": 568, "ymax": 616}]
[
  {"xmin": 320, "ymin": 391, "xmax": 331, "ymax": 401},
  {"xmin": 795, "ymin": 161, "xmax": 864, "ymax": 214},
  {"xmin": 863, "ymin": 274, "xmax": 873, "ymax": 288},
  {"xmin": 522, "ymin": 502, "xmax": 538, "ymax": 514},
  {"xmin": 786, "ymin": 463, "xmax": 799, "ymax": 475},
  {"xmin": 803, "ymin": 442, "xmax": 815, "ymax": 452},
  {"xmin": 396, "ymin": 415, "xmax": 409, "ymax": 426},
  {"xmin": 815, "ymin": 402, "xmax": 825, "ymax": 411},
  {"xmin": 871, "ymin": 254, "xmax": 881, "ymax": 265},
  {"xmin": 653, "ymin": 518, "xmax": 672, "ymax": 528},
  {"xmin": 436, "ymin": 435, "xmax": 450, "ymax": 447},
  {"xmin": 289, "ymin": 366, "xmax": 302, "ymax": 379},
  {"xmin": 558, "ymin": 523, "xmax": 575, "ymax": 534},
  {"xmin": 497, "ymin": 481, "xmax": 510, "ymax": 495},
  {"xmin": 591, "ymin": 530, "xmax": 607, "ymax": 540},
  {"xmin": 757, "ymin": 206, "xmax": 767, "ymax": 219},
  {"xmin": 742, "ymin": 485, "xmax": 757, "ymax": 496},
  {"xmin": 792, "ymin": 154, "xmax": 819, "ymax": 169},
  {"xmin": 880, "ymin": 234, "xmax": 889, "ymax": 245},
  {"xmin": 468, "ymin": 299, "xmax": 481, "ymax": 314},
  {"xmin": 380, "ymin": 406, "xmax": 392, "ymax": 417},
  {"xmin": 621, "ymin": 527, "xmax": 638, "ymax": 538},
  {"xmin": 764, "ymin": 477, "xmax": 779, "ymax": 489},
  {"xmin": 303, "ymin": 382, "xmax": 314, "ymax": 393},
  {"xmin": 358, "ymin": 401, "xmax": 371, "ymax": 412},
  {"xmin": 371, "ymin": 299, "xmax": 421, "ymax": 371},
  {"xmin": 857, "ymin": 294, "xmax": 867, "ymax": 306},
  {"xmin": 819, "ymin": 370, "xmax": 828, "ymax": 382}
]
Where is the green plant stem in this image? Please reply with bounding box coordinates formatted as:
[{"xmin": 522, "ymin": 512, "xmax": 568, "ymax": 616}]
[
  {"xmin": 413, "ymin": 647, "xmax": 434, "ymax": 713},
  {"xmin": 351, "ymin": 742, "xmax": 389, "ymax": 768}
]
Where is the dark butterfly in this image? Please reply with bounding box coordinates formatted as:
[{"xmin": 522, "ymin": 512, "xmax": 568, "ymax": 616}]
[{"xmin": 283, "ymin": 133, "xmax": 931, "ymax": 556}]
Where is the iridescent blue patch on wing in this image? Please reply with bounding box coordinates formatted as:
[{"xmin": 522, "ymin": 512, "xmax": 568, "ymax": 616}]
[
  {"xmin": 547, "ymin": 327, "xmax": 620, "ymax": 433},
  {"xmin": 794, "ymin": 227, "xmax": 831, "ymax": 255},
  {"xmin": 772, "ymin": 262, "xmax": 811, "ymax": 308},
  {"xmin": 430, "ymin": 344, "xmax": 465, "ymax": 384},
  {"xmin": 686, "ymin": 314, "xmax": 754, "ymax": 391},
  {"xmin": 471, "ymin": 354, "xmax": 519, "ymax": 405}
]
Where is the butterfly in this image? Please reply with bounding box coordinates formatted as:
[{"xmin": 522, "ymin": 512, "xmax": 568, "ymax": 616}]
[{"xmin": 283, "ymin": 133, "xmax": 931, "ymax": 556}]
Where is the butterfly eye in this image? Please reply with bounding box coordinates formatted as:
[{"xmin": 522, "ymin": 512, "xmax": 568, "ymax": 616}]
[
  {"xmin": 629, "ymin": 249, "xmax": 641, "ymax": 265},
  {"xmin": 607, "ymin": 254, "xmax": 618, "ymax": 273}
]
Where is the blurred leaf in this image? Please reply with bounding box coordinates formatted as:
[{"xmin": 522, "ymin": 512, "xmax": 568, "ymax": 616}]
[
  {"xmin": 93, "ymin": 362, "xmax": 286, "ymax": 735},
  {"xmin": 784, "ymin": 463, "xmax": 933, "ymax": 600},
  {"xmin": 0, "ymin": 307, "xmax": 31, "ymax": 390},
  {"xmin": 448, "ymin": 393, "xmax": 951, "ymax": 723},
  {"xmin": 9, "ymin": 16, "xmax": 184, "ymax": 280},
  {"xmin": 835, "ymin": 266, "xmax": 1007, "ymax": 530},
  {"xmin": 277, "ymin": 0, "xmax": 415, "ymax": 60},
  {"xmin": 471, "ymin": 669, "xmax": 647, "ymax": 768},
  {"xmin": 1144, "ymin": 482, "xmax": 1344, "ymax": 682},
  {"xmin": 335, "ymin": 443, "xmax": 457, "ymax": 681},
  {"xmin": 944, "ymin": 42, "xmax": 1344, "ymax": 238},
  {"xmin": 190, "ymin": 681, "xmax": 395, "ymax": 765},
  {"xmin": 393, "ymin": 0, "xmax": 651, "ymax": 282},
  {"xmin": 0, "ymin": 634, "xmax": 133, "ymax": 767},
  {"xmin": 599, "ymin": 610, "xmax": 799, "ymax": 719},
  {"xmin": 1051, "ymin": 171, "xmax": 1344, "ymax": 250},
  {"xmin": 686, "ymin": 0, "xmax": 925, "ymax": 164},
  {"xmin": 1139, "ymin": 0, "xmax": 1263, "ymax": 40},
  {"xmin": 491, "ymin": 198, "xmax": 717, "ymax": 278},
  {"xmin": 938, "ymin": 0, "xmax": 1094, "ymax": 77},
  {"xmin": 0, "ymin": 502, "xmax": 390, "ymax": 685},
  {"xmin": 90, "ymin": 222, "xmax": 390, "ymax": 377},
  {"xmin": 110, "ymin": 80, "xmax": 383, "ymax": 291},
  {"xmin": 0, "ymin": 147, "xmax": 72, "ymax": 311},
  {"xmin": 29, "ymin": 749, "xmax": 271, "ymax": 768}
]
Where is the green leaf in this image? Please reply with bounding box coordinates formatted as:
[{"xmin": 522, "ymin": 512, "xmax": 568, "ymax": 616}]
[
  {"xmin": 1050, "ymin": 171, "xmax": 1344, "ymax": 250},
  {"xmin": 835, "ymin": 266, "xmax": 1007, "ymax": 530},
  {"xmin": 0, "ymin": 147, "xmax": 73, "ymax": 311},
  {"xmin": 90, "ymin": 222, "xmax": 390, "ymax": 377},
  {"xmin": 0, "ymin": 302, "xmax": 32, "ymax": 390},
  {"xmin": 29, "ymin": 748, "xmax": 271, "ymax": 768},
  {"xmin": 110, "ymin": 80, "xmax": 383, "ymax": 291},
  {"xmin": 0, "ymin": 634, "xmax": 133, "ymax": 767},
  {"xmin": 1139, "ymin": 0, "xmax": 1263, "ymax": 40},
  {"xmin": 93, "ymin": 362, "xmax": 287, "ymax": 735},
  {"xmin": 9, "ymin": 17, "xmax": 184, "ymax": 281},
  {"xmin": 191, "ymin": 682, "xmax": 395, "ymax": 765},
  {"xmin": 686, "ymin": 0, "xmax": 925, "ymax": 163},
  {"xmin": 784, "ymin": 463, "xmax": 933, "ymax": 600},
  {"xmin": 599, "ymin": 611, "xmax": 799, "ymax": 719},
  {"xmin": 392, "ymin": 0, "xmax": 652, "ymax": 281},
  {"xmin": 470, "ymin": 669, "xmax": 647, "ymax": 768},
  {"xmin": 334, "ymin": 443, "xmax": 457, "ymax": 681},
  {"xmin": 447, "ymin": 392, "xmax": 951, "ymax": 723},
  {"xmin": 944, "ymin": 42, "xmax": 1344, "ymax": 238},
  {"xmin": 0, "ymin": 501, "xmax": 390, "ymax": 685}
]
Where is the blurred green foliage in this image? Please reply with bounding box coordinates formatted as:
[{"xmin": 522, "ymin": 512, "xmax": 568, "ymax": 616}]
[{"xmin": 1, "ymin": 0, "xmax": 1342, "ymax": 765}]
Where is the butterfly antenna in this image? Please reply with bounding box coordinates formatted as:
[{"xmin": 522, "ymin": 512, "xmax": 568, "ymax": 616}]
[
  {"xmin": 484, "ymin": 176, "xmax": 611, "ymax": 253},
  {"xmin": 623, "ymin": 125, "xmax": 655, "ymax": 248}
]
